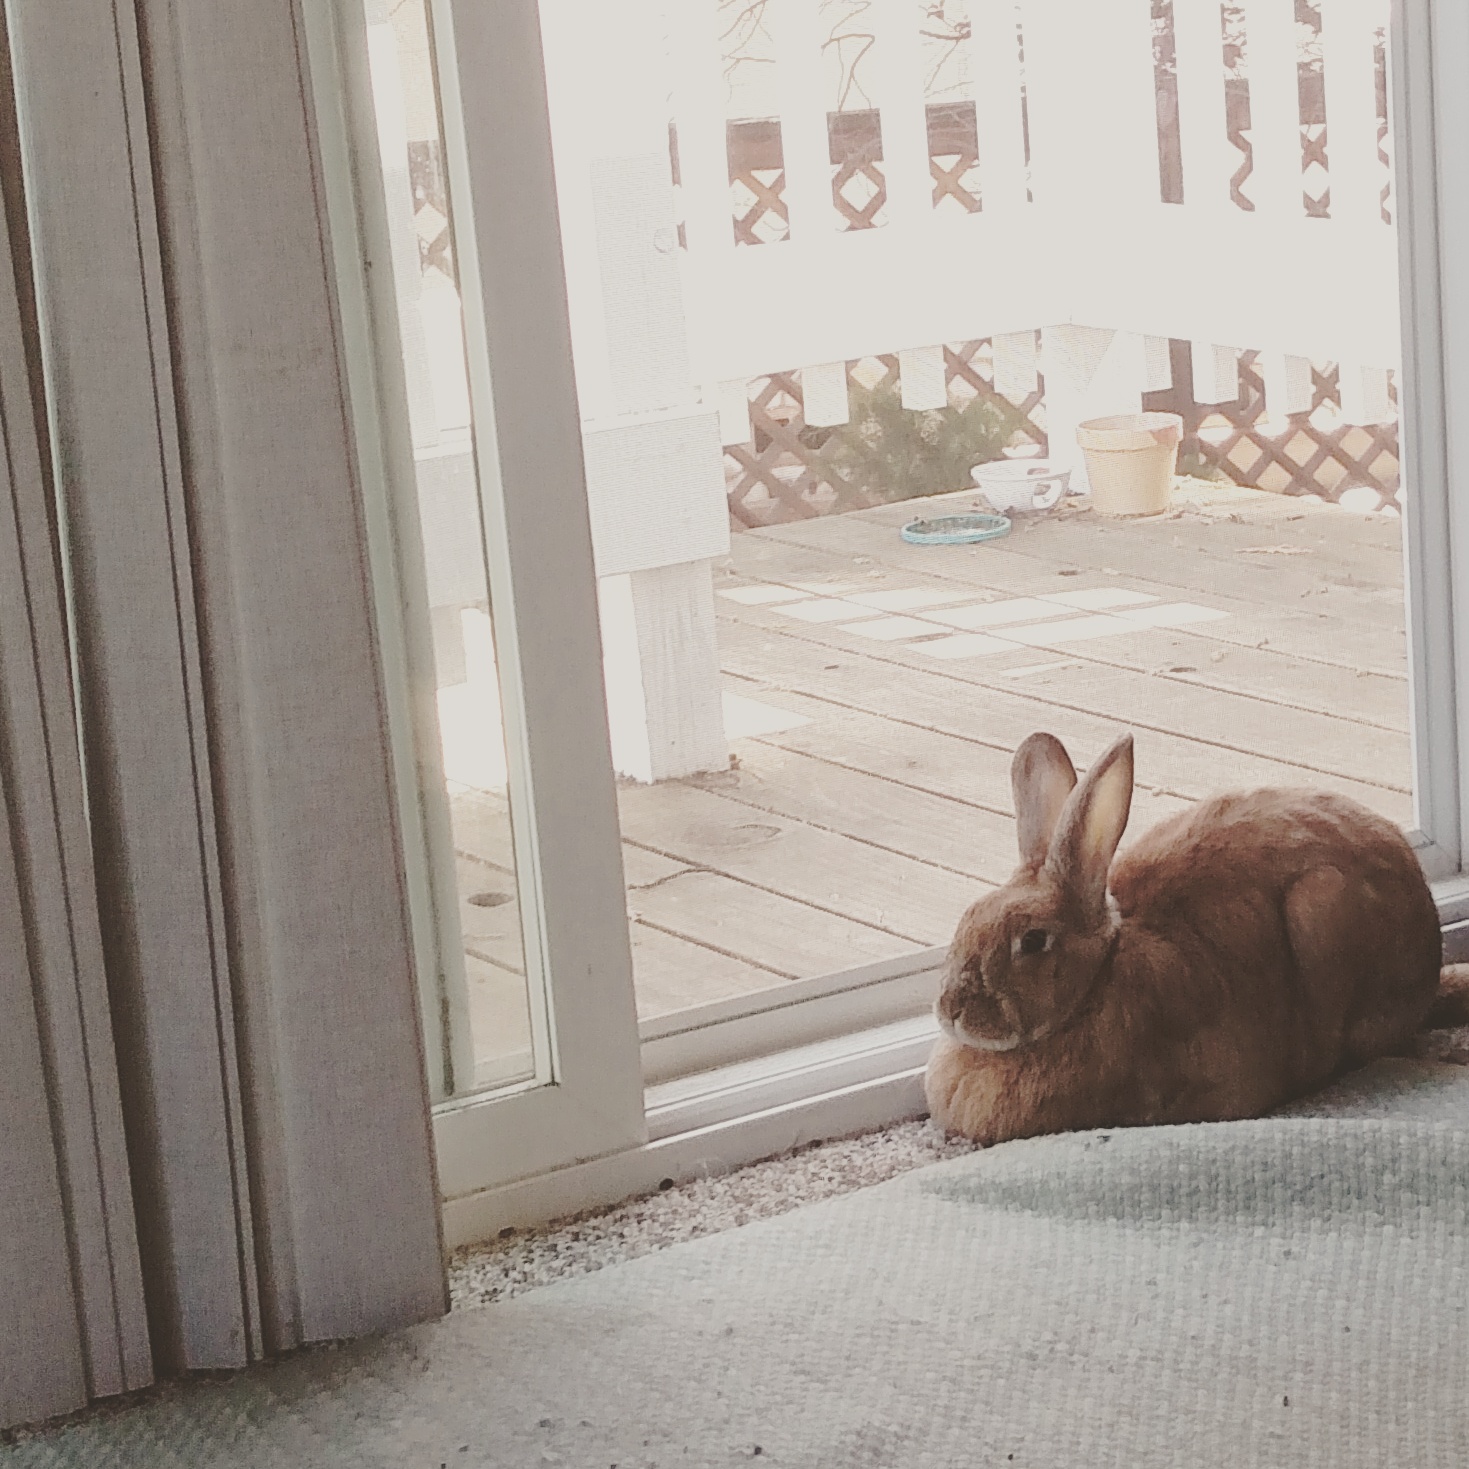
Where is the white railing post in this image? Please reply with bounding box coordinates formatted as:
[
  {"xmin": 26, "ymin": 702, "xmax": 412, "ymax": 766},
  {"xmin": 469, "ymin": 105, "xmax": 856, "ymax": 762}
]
[
  {"xmin": 966, "ymin": 0, "xmax": 1028, "ymax": 212},
  {"xmin": 1193, "ymin": 343, "xmax": 1243, "ymax": 406},
  {"xmin": 1337, "ymin": 363, "xmax": 1394, "ymax": 424},
  {"xmin": 1025, "ymin": 0, "xmax": 1157, "ymax": 483},
  {"xmin": 669, "ymin": 0, "xmax": 735, "ymax": 260},
  {"xmin": 1042, "ymin": 325, "xmax": 1147, "ymax": 490},
  {"xmin": 772, "ymin": 0, "xmax": 834, "ymax": 240},
  {"xmin": 992, "ymin": 330, "xmax": 1038, "ymax": 399},
  {"xmin": 539, "ymin": 0, "xmax": 729, "ymax": 783},
  {"xmin": 872, "ymin": 0, "xmax": 934, "ymax": 226},
  {"xmin": 899, "ymin": 345, "xmax": 948, "ymax": 411},
  {"xmin": 715, "ymin": 378, "xmax": 753, "ymax": 446},
  {"xmin": 364, "ymin": 13, "xmax": 439, "ymax": 448},
  {"xmin": 1322, "ymin": 0, "xmax": 1396, "ymax": 422},
  {"xmin": 1174, "ymin": 0, "xmax": 1235, "ymax": 212},
  {"xmin": 1242, "ymin": 0, "xmax": 1315, "ymax": 421},
  {"xmin": 1321, "ymin": 0, "xmax": 1387, "ymax": 223},
  {"xmin": 1014, "ymin": 0, "xmax": 1082, "ymax": 211},
  {"xmin": 1241, "ymin": 0, "xmax": 1304, "ymax": 215},
  {"xmin": 1143, "ymin": 335, "xmax": 1174, "ymax": 393},
  {"xmin": 1021, "ymin": 0, "xmax": 1159, "ymax": 212},
  {"xmin": 803, "ymin": 361, "xmax": 851, "ymax": 426},
  {"xmin": 1257, "ymin": 352, "xmax": 1315, "ymax": 424},
  {"xmin": 1175, "ymin": 0, "xmax": 1245, "ymax": 399},
  {"xmin": 876, "ymin": 0, "xmax": 947, "ymax": 412},
  {"xmin": 1260, "ymin": 351, "xmax": 1315, "ymax": 419},
  {"xmin": 669, "ymin": 3, "xmax": 762, "ymax": 447}
]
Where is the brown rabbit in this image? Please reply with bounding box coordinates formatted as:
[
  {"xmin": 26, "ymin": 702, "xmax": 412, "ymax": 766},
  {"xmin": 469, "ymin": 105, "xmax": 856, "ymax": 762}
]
[{"xmin": 926, "ymin": 729, "xmax": 1452, "ymax": 1145}]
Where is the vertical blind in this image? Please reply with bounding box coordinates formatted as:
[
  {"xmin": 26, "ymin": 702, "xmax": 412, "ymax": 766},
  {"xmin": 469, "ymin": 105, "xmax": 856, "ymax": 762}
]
[
  {"xmin": 0, "ymin": 0, "xmax": 446, "ymax": 1429},
  {"xmin": 0, "ymin": 3, "xmax": 150, "ymax": 1414}
]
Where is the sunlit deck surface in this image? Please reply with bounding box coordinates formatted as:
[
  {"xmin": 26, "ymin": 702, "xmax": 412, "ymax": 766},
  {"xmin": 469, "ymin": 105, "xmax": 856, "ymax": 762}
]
[{"xmin": 454, "ymin": 478, "xmax": 1409, "ymax": 1077}]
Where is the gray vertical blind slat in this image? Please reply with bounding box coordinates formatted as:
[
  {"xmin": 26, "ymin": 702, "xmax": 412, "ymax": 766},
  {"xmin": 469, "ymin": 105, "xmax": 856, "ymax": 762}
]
[
  {"xmin": 0, "ymin": 224, "xmax": 155, "ymax": 1409},
  {"xmin": 0, "ymin": 9, "xmax": 151, "ymax": 1406},
  {"xmin": 136, "ymin": 0, "xmax": 447, "ymax": 1343},
  {"xmin": 8, "ymin": 0, "xmax": 262, "ymax": 1372},
  {"xmin": 0, "ymin": 74, "xmax": 150, "ymax": 1436},
  {"xmin": 0, "ymin": 784, "xmax": 88, "ymax": 1428},
  {"xmin": 7, "ymin": 0, "xmax": 445, "ymax": 1385}
]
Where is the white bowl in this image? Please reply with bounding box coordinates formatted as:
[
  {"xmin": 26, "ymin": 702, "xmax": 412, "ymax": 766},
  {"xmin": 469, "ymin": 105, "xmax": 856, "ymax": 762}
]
[{"xmin": 972, "ymin": 459, "xmax": 1071, "ymax": 513}]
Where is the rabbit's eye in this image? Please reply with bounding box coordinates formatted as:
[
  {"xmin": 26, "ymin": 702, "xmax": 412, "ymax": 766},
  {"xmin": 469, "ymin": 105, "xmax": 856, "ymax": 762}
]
[{"xmin": 1017, "ymin": 928, "xmax": 1051, "ymax": 957}]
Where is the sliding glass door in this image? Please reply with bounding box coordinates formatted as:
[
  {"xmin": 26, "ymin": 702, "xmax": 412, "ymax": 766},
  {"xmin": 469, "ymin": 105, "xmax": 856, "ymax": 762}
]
[
  {"xmin": 309, "ymin": 0, "xmax": 1469, "ymax": 1237},
  {"xmin": 308, "ymin": 0, "xmax": 649, "ymax": 1203}
]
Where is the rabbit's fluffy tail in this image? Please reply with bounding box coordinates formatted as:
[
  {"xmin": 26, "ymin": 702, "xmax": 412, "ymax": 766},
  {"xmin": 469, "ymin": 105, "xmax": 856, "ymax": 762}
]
[{"xmin": 1425, "ymin": 964, "xmax": 1469, "ymax": 1030}]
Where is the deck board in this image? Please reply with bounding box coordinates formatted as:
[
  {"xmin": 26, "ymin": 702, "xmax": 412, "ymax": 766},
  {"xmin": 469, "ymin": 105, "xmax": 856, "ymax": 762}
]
[
  {"xmin": 721, "ymin": 534, "xmax": 1407, "ymax": 728},
  {"xmin": 617, "ymin": 782, "xmax": 978, "ymax": 945},
  {"xmin": 934, "ymin": 502, "xmax": 1403, "ymax": 597},
  {"xmin": 720, "ymin": 607, "xmax": 1408, "ymax": 793},
  {"xmin": 766, "ymin": 491, "xmax": 1407, "ymax": 624},
  {"xmin": 629, "ymin": 922, "xmax": 787, "ymax": 1019},
  {"xmin": 456, "ymin": 854, "xmax": 526, "ymax": 975},
  {"xmin": 626, "ymin": 868, "xmax": 914, "ymax": 976},
  {"xmin": 715, "ymin": 622, "xmax": 1411, "ymax": 822},
  {"xmin": 447, "ymin": 480, "xmax": 1417, "ymax": 1060},
  {"xmin": 462, "ymin": 952, "xmax": 533, "ymax": 1087},
  {"xmin": 739, "ymin": 509, "xmax": 1409, "ymax": 674},
  {"xmin": 686, "ymin": 743, "xmax": 1015, "ymax": 883}
]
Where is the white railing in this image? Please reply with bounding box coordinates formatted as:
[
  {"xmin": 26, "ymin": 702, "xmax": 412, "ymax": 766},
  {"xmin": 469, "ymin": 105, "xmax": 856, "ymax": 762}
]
[
  {"xmin": 760, "ymin": 2, "xmax": 1381, "ymax": 423},
  {"xmin": 542, "ymin": 0, "xmax": 1398, "ymax": 460},
  {"xmin": 408, "ymin": 0, "xmax": 1401, "ymax": 782}
]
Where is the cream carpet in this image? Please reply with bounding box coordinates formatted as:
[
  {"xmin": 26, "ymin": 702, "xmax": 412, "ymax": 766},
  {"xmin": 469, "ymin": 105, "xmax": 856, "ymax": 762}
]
[{"xmin": 7, "ymin": 1058, "xmax": 1469, "ymax": 1468}]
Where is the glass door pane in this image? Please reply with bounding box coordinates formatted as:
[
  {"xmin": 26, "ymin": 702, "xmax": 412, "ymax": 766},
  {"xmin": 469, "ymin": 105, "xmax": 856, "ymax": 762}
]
[
  {"xmin": 530, "ymin": 0, "xmax": 1425, "ymax": 1068},
  {"xmin": 323, "ymin": 0, "xmax": 647, "ymax": 1188},
  {"xmin": 359, "ymin": 0, "xmax": 538, "ymax": 1095}
]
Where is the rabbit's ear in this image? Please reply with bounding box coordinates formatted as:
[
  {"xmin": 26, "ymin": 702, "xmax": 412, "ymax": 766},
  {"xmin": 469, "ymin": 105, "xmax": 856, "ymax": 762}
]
[
  {"xmin": 1047, "ymin": 732, "xmax": 1134, "ymax": 915},
  {"xmin": 1012, "ymin": 732, "xmax": 1078, "ymax": 868}
]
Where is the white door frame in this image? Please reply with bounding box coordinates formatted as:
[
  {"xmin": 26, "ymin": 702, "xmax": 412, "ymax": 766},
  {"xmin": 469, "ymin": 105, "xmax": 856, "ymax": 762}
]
[
  {"xmin": 1397, "ymin": 0, "xmax": 1469, "ymax": 904},
  {"xmin": 315, "ymin": 0, "xmax": 1469, "ymax": 1245},
  {"xmin": 308, "ymin": 0, "xmax": 649, "ymax": 1198}
]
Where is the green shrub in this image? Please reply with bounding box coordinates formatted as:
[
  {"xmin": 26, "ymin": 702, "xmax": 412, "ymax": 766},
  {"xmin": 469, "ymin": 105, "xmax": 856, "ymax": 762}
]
[
  {"xmin": 1176, "ymin": 447, "xmax": 1227, "ymax": 482},
  {"xmin": 815, "ymin": 375, "xmax": 1022, "ymax": 505}
]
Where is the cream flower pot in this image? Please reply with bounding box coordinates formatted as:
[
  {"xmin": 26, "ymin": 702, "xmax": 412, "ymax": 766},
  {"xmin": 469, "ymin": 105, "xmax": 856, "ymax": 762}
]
[{"xmin": 1076, "ymin": 412, "xmax": 1184, "ymax": 517}]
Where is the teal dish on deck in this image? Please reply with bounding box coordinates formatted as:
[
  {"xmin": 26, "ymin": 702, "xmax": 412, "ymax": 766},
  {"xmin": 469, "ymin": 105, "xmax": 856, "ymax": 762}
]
[{"xmin": 900, "ymin": 512, "xmax": 1012, "ymax": 546}]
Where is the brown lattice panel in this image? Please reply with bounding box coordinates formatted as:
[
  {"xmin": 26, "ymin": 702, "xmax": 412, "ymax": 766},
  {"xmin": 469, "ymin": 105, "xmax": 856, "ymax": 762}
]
[
  {"xmin": 402, "ymin": 106, "xmax": 1400, "ymax": 526},
  {"xmin": 725, "ymin": 341, "xmax": 1046, "ymax": 528},
  {"xmin": 407, "ymin": 141, "xmax": 454, "ymax": 283},
  {"xmin": 1177, "ymin": 353, "xmax": 1400, "ymax": 512},
  {"xmin": 726, "ymin": 340, "xmax": 1401, "ymax": 528},
  {"xmin": 723, "ymin": 104, "xmax": 986, "ymax": 246}
]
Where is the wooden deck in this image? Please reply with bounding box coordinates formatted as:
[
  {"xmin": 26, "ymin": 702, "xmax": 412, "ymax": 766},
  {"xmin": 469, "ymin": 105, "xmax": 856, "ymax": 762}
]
[{"xmin": 452, "ymin": 478, "xmax": 1411, "ymax": 1084}]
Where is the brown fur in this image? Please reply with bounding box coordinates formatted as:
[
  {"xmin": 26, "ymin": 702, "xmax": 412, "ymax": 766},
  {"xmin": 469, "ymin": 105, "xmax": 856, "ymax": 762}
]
[{"xmin": 926, "ymin": 730, "xmax": 1445, "ymax": 1146}]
